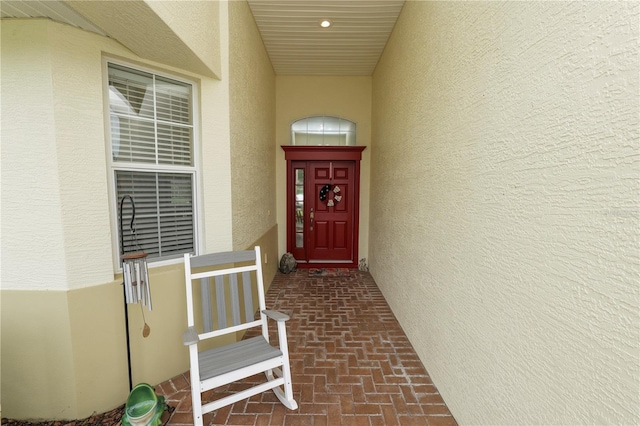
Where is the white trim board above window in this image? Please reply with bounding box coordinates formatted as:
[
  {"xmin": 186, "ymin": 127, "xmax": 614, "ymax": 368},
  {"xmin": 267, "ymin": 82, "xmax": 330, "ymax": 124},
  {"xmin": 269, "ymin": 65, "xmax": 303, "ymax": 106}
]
[{"xmin": 107, "ymin": 61, "xmax": 199, "ymax": 264}]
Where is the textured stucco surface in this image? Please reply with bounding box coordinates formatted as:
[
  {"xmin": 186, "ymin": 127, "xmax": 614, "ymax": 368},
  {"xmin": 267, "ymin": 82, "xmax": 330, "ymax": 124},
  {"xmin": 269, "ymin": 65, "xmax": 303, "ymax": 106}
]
[
  {"xmin": 1, "ymin": 290, "xmax": 78, "ymax": 419},
  {"xmin": 2, "ymin": 20, "xmax": 115, "ymax": 291},
  {"xmin": 370, "ymin": 2, "xmax": 639, "ymax": 424},
  {"xmin": 201, "ymin": 0, "xmax": 234, "ymax": 254},
  {"xmin": 229, "ymin": 1, "xmax": 277, "ymax": 251},
  {"xmin": 67, "ymin": 0, "xmax": 221, "ymax": 78}
]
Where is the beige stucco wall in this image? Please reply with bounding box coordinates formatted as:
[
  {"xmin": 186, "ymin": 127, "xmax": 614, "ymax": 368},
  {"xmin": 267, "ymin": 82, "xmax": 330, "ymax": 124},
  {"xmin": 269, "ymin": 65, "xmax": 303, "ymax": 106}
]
[
  {"xmin": 1, "ymin": 9, "xmax": 233, "ymax": 420},
  {"xmin": 228, "ymin": 1, "xmax": 278, "ymax": 252},
  {"xmin": 275, "ymin": 76, "xmax": 372, "ymax": 262},
  {"xmin": 371, "ymin": 2, "xmax": 639, "ymax": 425},
  {"xmin": 67, "ymin": 0, "xmax": 221, "ymax": 78},
  {"xmin": 2, "ymin": 19, "xmax": 114, "ymax": 292},
  {"xmin": 1, "ymin": 291, "xmax": 81, "ymax": 419},
  {"xmin": 248, "ymin": 225, "xmax": 280, "ymax": 293}
]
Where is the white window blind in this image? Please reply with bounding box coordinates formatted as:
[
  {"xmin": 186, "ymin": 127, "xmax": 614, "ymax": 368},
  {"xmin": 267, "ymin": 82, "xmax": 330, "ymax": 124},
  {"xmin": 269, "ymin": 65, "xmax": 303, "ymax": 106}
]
[{"xmin": 109, "ymin": 63, "xmax": 196, "ymax": 262}]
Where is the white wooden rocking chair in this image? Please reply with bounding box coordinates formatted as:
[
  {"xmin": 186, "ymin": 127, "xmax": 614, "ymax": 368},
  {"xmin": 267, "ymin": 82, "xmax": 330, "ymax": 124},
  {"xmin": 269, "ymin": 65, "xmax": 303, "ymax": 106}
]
[{"xmin": 182, "ymin": 246, "xmax": 298, "ymax": 426}]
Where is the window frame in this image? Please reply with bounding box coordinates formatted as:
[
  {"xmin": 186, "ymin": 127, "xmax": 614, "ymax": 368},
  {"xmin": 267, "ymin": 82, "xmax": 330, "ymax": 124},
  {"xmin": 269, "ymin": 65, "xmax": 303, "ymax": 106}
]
[{"xmin": 103, "ymin": 58, "xmax": 201, "ymax": 270}]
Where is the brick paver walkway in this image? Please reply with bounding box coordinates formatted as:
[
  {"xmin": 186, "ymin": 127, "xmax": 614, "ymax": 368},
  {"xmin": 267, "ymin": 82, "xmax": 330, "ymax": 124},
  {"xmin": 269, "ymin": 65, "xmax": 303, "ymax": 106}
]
[{"xmin": 156, "ymin": 269, "xmax": 457, "ymax": 426}]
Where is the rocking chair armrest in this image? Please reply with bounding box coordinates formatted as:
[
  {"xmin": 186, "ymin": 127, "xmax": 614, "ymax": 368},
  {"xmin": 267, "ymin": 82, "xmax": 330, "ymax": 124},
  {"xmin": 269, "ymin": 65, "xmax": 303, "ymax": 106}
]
[
  {"xmin": 262, "ymin": 309, "xmax": 290, "ymax": 322},
  {"xmin": 183, "ymin": 326, "xmax": 199, "ymax": 346}
]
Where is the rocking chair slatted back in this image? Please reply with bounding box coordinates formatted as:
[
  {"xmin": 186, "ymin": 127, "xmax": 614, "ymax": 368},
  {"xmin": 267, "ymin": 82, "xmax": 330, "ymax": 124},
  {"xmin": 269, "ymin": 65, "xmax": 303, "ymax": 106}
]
[
  {"xmin": 186, "ymin": 252, "xmax": 265, "ymax": 335},
  {"xmin": 199, "ymin": 270, "xmax": 254, "ymax": 333}
]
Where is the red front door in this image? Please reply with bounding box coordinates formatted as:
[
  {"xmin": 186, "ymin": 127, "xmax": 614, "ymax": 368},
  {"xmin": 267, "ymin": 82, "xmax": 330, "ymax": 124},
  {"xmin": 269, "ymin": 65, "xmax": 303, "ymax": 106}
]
[
  {"xmin": 283, "ymin": 146, "xmax": 366, "ymax": 268},
  {"xmin": 307, "ymin": 161, "xmax": 354, "ymax": 262}
]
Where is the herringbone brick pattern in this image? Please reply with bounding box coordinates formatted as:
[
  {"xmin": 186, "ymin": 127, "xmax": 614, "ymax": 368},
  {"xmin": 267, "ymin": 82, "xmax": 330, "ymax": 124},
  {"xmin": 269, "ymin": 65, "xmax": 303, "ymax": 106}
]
[{"xmin": 157, "ymin": 270, "xmax": 457, "ymax": 426}]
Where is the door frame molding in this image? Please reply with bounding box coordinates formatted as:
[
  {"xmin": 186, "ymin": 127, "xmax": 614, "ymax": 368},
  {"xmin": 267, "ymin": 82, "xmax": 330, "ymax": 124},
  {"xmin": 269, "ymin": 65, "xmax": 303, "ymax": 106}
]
[{"xmin": 282, "ymin": 146, "xmax": 366, "ymax": 268}]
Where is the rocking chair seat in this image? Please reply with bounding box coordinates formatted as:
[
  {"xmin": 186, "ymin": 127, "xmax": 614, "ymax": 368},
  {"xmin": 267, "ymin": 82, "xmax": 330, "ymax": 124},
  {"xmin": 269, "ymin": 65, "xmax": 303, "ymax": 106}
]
[{"xmin": 198, "ymin": 335, "xmax": 283, "ymax": 381}]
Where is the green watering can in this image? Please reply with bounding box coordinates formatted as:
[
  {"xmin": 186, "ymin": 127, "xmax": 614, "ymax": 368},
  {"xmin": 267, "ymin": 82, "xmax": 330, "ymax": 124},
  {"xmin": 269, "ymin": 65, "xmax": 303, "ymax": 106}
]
[{"xmin": 122, "ymin": 383, "xmax": 167, "ymax": 426}]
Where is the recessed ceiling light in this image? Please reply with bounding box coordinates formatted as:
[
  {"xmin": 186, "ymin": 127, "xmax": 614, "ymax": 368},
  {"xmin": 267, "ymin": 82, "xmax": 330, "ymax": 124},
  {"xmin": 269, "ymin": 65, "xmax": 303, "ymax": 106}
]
[{"xmin": 320, "ymin": 20, "xmax": 332, "ymax": 28}]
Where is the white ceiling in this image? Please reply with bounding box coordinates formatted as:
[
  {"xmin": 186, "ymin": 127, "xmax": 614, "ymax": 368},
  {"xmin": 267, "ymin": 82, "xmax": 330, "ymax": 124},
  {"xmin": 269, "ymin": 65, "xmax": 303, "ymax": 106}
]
[
  {"xmin": 1, "ymin": 0, "xmax": 405, "ymax": 76},
  {"xmin": 246, "ymin": 0, "xmax": 405, "ymax": 75}
]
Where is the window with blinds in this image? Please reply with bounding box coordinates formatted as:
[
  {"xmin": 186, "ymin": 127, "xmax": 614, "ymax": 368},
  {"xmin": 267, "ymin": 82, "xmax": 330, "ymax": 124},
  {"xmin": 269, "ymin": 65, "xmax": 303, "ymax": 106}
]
[{"xmin": 108, "ymin": 63, "xmax": 196, "ymax": 262}]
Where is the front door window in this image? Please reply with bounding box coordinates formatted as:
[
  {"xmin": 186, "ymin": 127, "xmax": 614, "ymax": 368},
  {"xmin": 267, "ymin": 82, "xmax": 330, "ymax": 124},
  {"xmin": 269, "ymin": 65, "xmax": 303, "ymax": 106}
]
[
  {"xmin": 295, "ymin": 168, "xmax": 305, "ymax": 248},
  {"xmin": 291, "ymin": 116, "xmax": 356, "ymax": 146}
]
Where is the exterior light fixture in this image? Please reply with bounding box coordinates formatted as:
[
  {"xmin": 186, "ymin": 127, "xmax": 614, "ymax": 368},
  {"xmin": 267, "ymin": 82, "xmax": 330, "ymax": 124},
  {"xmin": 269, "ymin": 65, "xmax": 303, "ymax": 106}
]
[{"xmin": 320, "ymin": 20, "xmax": 332, "ymax": 28}]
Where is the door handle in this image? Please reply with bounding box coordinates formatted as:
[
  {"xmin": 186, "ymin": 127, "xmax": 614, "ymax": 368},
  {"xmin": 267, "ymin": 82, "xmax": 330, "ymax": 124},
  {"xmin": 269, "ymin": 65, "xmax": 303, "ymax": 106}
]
[{"xmin": 309, "ymin": 208, "xmax": 314, "ymax": 230}]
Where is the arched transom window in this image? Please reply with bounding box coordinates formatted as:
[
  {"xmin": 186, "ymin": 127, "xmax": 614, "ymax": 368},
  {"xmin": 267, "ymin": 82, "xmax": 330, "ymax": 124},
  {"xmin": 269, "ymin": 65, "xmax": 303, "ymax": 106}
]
[{"xmin": 291, "ymin": 116, "xmax": 356, "ymax": 146}]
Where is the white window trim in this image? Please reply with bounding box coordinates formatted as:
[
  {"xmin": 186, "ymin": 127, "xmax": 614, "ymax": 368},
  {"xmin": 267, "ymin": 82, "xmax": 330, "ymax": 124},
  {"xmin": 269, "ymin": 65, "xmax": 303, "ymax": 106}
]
[{"xmin": 103, "ymin": 57, "xmax": 202, "ymax": 272}]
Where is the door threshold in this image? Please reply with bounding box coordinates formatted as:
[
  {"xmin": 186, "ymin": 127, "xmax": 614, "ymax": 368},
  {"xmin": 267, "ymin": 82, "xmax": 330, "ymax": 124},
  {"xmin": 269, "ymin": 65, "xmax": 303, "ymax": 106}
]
[{"xmin": 295, "ymin": 261, "xmax": 356, "ymax": 269}]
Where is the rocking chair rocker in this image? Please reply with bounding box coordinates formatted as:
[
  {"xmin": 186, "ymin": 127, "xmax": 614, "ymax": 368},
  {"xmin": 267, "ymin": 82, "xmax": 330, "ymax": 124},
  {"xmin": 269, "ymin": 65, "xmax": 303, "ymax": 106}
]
[{"xmin": 182, "ymin": 246, "xmax": 297, "ymax": 425}]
